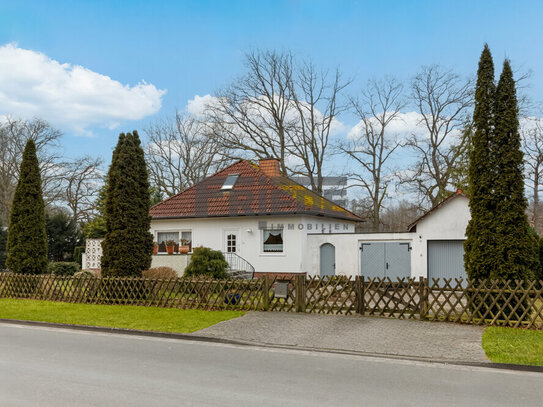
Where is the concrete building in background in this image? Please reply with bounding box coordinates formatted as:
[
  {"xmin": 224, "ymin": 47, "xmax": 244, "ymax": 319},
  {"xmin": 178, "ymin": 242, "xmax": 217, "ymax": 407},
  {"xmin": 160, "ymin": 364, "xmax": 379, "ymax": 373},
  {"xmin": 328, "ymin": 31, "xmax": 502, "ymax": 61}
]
[{"xmin": 291, "ymin": 176, "xmax": 348, "ymax": 208}]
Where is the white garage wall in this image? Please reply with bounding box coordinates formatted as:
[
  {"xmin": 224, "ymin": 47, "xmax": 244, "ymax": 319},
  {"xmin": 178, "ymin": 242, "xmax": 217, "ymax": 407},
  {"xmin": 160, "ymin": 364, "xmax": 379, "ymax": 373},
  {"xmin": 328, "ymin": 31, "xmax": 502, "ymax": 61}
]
[
  {"xmin": 305, "ymin": 233, "xmax": 416, "ymax": 277},
  {"xmin": 413, "ymin": 195, "xmax": 470, "ymax": 278},
  {"xmin": 305, "ymin": 195, "xmax": 471, "ymax": 278}
]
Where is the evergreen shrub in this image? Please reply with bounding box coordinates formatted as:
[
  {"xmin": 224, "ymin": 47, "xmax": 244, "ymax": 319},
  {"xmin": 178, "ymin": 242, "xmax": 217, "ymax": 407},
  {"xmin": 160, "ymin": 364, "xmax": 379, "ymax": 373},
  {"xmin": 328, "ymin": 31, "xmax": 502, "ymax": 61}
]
[
  {"xmin": 48, "ymin": 262, "xmax": 80, "ymax": 276},
  {"xmin": 184, "ymin": 247, "xmax": 229, "ymax": 279}
]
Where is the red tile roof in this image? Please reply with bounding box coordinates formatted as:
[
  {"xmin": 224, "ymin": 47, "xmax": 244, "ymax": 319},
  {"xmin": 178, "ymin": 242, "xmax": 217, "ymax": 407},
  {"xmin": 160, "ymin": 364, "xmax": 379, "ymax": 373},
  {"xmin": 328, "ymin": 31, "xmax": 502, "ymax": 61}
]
[{"xmin": 150, "ymin": 160, "xmax": 362, "ymax": 222}]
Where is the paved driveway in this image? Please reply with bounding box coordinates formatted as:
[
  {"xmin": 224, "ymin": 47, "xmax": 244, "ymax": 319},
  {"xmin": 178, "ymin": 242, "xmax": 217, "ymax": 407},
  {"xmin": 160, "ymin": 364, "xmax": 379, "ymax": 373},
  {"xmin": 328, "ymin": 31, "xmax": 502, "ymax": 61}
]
[{"xmin": 196, "ymin": 312, "xmax": 488, "ymax": 363}]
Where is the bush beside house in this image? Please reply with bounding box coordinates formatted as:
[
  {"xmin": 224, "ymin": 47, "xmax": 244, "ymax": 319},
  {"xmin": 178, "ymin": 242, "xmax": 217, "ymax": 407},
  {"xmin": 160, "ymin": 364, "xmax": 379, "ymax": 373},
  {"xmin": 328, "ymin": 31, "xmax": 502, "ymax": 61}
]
[{"xmin": 184, "ymin": 247, "xmax": 229, "ymax": 279}]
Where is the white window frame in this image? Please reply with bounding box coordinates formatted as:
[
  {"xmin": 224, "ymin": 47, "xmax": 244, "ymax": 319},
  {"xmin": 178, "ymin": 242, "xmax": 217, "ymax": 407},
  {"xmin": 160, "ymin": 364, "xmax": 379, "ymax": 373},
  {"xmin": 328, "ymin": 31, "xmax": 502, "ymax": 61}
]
[
  {"xmin": 155, "ymin": 229, "xmax": 193, "ymax": 254},
  {"xmin": 261, "ymin": 228, "xmax": 285, "ymax": 256}
]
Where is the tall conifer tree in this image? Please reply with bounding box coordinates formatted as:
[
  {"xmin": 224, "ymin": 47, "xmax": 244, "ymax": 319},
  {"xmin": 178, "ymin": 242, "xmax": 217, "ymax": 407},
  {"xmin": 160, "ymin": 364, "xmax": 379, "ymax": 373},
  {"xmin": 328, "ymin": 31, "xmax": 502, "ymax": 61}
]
[
  {"xmin": 101, "ymin": 131, "xmax": 153, "ymax": 277},
  {"xmin": 493, "ymin": 60, "xmax": 536, "ymax": 280},
  {"xmin": 465, "ymin": 45, "xmax": 497, "ymax": 280},
  {"xmin": 6, "ymin": 139, "xmax": 48, "ymax": 274},
  {"xmin": 0, "ymin": 219, "xmax": 8, "ymax": 270}
]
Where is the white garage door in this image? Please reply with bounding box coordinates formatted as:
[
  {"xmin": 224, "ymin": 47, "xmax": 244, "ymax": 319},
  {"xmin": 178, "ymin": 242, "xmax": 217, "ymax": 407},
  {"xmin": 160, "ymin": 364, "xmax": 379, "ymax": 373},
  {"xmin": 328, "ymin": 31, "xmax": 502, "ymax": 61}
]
[{"xmin": 427, "ymin": 240, "xmax": 467, "ymax": 282}]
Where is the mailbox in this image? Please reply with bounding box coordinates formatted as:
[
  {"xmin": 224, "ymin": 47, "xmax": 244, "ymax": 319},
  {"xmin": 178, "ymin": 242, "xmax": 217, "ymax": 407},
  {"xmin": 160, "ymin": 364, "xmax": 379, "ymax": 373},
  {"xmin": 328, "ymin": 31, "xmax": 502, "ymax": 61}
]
[{"xmin": 274, "ymin": 281, "xmax": 289, "ymax": 299}]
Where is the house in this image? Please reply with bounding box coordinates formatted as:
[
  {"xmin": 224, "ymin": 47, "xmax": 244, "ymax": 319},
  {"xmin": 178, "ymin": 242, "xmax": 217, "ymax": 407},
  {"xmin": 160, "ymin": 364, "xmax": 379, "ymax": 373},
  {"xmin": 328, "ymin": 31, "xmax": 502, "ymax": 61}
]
[
  {"xmin": 149, "ymin": 159, "xmax": 362, "ymax": 277},
  {"xmin": 305, "ymin": 190, "xmax": 471, "ymax": 280}
]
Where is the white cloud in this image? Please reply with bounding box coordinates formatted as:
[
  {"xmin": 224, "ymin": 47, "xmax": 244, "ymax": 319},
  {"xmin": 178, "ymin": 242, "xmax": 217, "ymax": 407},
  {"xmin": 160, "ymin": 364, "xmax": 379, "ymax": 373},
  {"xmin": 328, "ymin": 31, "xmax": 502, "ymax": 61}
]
[
  {"xmin": 186, "ymin": 93, "xmax": 345, "ymax": 135},
  {"xmin": 0, "ymin": 43, "xmax": 166, "ymax": 132},
  {"xmin": 186, "ymin": 94, "xmax": 218, "ymax": 118},
  {"xmin": 347, "ymin": 111, "xmax": 428, "ymax": 141}
]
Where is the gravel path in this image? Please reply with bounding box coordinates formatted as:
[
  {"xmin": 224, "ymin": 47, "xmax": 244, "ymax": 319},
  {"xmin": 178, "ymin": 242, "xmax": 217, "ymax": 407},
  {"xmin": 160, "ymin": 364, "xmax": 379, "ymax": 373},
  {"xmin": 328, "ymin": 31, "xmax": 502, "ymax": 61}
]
[{"xmin": 196, "ymin": 312, "xmax": 488, "ymax": 363}]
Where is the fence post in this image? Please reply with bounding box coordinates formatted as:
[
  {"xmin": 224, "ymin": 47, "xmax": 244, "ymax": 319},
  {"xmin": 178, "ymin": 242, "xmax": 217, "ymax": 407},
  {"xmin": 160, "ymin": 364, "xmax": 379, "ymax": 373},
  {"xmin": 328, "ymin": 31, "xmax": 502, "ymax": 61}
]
[
  {"xmin": 295, "ymin": 274, "xmax": 306, "ymax": 313},
  {"xmin": 419, "ymin": 277, "xmax": 428, "ymax": 320},
  {"xmin": 262, "ymin": 275, "xmax": 270, "ymax": 311},
  {"xmin": 356, "ymin": 276, "xmax": 365, "ymax": 315}
]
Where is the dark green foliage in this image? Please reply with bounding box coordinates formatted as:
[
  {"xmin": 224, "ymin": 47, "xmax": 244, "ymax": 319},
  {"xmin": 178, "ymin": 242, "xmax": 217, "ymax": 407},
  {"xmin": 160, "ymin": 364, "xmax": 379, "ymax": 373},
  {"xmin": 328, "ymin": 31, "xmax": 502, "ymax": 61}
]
[
  {"xmin": 465, "ymin": 44, "xmax": 497, "ymax": 280},
  {"xmin": 0, "ymin": 220, "xmax": 7, "ymax": 270},
  {"xmin": 46, "ymin": 211, "xmax": 83, "ymax": 262},
  {"xmin": 101, "ymin": 131, "xmax": 153, "ymax": 277},
  {"xmin": 492, "ymin": 60, "xmax": 536, "ymax": 281},
  {"xmin": 184, "ymin": 247, "xmax": 229, "ymax": 279},
  {"xmin": 538, "ymin": 237, "xmax": 543, "ymax": 281},
  {"xmin": 48, "ymin": 262, "xmax": 80, "ymax": 276},
  {"xmin": 73, "ymin": 246, "xmax": 85, "ymax": 267},
  {"xmin": 6, "ymin": 139, "xmax": 48, "ymax": 274},
  {"xmin": 150, "ymin": 187, "xmax": 163, "ymax": 206}
]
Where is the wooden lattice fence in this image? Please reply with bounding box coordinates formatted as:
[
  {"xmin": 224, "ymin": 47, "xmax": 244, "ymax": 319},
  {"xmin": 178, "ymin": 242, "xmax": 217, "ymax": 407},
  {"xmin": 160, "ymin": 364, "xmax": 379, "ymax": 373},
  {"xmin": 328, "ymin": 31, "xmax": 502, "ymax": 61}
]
[{"xmin": 0, "ymin": 273, "xmax": 541, "ymax": 329}]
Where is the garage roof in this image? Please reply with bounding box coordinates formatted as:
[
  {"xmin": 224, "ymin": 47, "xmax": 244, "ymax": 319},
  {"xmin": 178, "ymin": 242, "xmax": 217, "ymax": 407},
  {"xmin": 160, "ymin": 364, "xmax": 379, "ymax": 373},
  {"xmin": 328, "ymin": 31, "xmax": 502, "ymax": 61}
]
[{"xmin": 407, "ymin": 189, "xmax": 469, "ymax": 232}]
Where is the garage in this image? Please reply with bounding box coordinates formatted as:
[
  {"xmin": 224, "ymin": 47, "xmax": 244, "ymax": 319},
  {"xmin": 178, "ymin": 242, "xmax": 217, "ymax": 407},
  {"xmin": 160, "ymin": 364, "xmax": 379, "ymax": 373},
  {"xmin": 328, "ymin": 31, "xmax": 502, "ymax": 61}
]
[
  {"xmin": 427, "ymin": 240, "xmax": 467, "ymax": 281},
  {"xmin": 306, "ymin": 190, "xmax": 471, "ymax": 279},
  {"xmin": 360, "ymin": 242, "xmax": 411, "ymax": 280}
]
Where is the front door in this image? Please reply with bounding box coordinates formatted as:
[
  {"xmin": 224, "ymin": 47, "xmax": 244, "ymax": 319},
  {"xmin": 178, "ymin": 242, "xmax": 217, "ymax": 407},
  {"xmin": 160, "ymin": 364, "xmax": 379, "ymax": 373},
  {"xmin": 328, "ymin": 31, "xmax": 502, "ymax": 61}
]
[
  {"xmin": 224, "ymin": 229, "xmax": 239, "ymax": 254},
  {"xmin": 320, "ymin": 243, "xmax": 336, "ymax": 276}
]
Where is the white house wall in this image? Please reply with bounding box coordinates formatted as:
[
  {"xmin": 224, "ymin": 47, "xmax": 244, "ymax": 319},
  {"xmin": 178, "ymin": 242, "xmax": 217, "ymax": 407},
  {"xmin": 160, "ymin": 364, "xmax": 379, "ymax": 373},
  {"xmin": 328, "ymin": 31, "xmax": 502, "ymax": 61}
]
[
  {"xmin": 305, "ymin": 195, "xmax": 471, "ymax": 278},
  {"xmin": 151, "ymin": 215, "xmax": 356, "ymax": 274}
]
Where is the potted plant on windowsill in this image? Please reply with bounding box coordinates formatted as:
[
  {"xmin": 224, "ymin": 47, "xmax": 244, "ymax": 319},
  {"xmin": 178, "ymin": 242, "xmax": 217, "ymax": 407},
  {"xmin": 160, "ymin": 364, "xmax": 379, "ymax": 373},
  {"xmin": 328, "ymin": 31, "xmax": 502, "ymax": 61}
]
[
  {"xmin": 178, "ymin": 239, "xmax": 191, "ymax": 254},
  {"xmin": 153, "ymin": 242, "xmax": 159, "ymax": 255},
  {"xmin": 165, "ymin": 240, "xmax": 176, "ymax": 255}
]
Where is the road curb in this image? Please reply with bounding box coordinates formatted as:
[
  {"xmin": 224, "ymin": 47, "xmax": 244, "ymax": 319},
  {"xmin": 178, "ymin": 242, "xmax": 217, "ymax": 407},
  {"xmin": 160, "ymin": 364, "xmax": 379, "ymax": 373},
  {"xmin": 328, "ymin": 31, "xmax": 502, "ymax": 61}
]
[{"xmin": 1, "ymin": 318, "xmax": 542, "ymax": 373}]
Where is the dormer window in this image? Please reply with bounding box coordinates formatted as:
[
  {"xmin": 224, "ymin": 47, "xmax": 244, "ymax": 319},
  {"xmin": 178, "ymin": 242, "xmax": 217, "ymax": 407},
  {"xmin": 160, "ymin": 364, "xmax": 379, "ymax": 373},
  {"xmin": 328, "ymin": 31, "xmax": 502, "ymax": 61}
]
[{"xmin": 221, "ymin": 174, "xmax": 239, "ymax": 190}]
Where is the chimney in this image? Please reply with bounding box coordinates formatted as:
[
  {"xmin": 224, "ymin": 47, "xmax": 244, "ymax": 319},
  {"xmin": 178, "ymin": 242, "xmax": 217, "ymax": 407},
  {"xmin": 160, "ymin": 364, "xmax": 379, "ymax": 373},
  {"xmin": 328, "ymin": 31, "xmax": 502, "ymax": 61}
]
[{"xmin": 259, "ymin": 158, "xmax": 281, "ymax": 177}]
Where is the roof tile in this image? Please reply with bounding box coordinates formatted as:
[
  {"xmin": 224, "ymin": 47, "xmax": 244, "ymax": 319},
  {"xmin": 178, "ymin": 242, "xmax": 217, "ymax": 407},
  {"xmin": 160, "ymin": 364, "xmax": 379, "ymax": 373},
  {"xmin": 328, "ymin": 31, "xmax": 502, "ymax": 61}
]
[{"xmin": 150, "ymin": 160, "xmax": 362, "ymax": 222}]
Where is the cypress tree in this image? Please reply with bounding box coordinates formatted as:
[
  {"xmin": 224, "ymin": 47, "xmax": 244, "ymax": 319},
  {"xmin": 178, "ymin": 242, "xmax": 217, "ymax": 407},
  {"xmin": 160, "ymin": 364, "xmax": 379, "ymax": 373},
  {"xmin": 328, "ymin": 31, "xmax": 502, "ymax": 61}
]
[
  {"xmin": 101, "ymin": 131, "xmax": 153, "ymax": 277},
  {"xmin": 0, "ymin": 220, "xmax": 7, "ymax": 270},
  {"xmin": 6, "ymin": 139, "xmax": 48, "ymax": 274},
  {"xmin": 465, "ymin": 45, "xmax": 497, "ymax": 280},
  {"xmin": 493, "ymin": 60, "xmax": 535, "ymax": 281}
]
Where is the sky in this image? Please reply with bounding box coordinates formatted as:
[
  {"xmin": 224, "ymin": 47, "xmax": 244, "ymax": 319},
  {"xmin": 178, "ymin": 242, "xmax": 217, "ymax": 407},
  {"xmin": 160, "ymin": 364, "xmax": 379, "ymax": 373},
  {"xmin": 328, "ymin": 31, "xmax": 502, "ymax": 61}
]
[{"xmin": 1, "ymin": 0, "xmax": 542, "ymax": 167}]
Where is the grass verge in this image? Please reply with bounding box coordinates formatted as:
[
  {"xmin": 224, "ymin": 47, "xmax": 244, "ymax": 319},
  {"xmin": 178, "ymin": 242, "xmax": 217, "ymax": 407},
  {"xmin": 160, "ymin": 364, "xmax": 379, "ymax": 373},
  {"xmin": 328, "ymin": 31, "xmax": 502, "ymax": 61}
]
[
  {"xmin": 0, "ymin": 299, "xmax": 244, "ymax": 334},
  {"xmin": 482, "ymin": 326, "xmax": 543, "ymax": 366}
]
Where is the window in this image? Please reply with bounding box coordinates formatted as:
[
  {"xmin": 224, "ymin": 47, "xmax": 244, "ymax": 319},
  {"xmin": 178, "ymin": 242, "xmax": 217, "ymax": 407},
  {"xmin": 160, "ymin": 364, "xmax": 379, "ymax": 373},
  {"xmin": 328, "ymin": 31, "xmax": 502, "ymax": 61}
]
[
  {"xmin": 221, "ymin": 174, "xmax": 239, "ymax": 190},
  {"xmin": 181, "ymin": 231, "xmax": 192, "ymax": 251},
  {"xmin": 226, "ymin": 234, "xmax": 236, "ymax": 253},
  {"xmin": 157, "ymin": 232, "xmax": 179, "ymax": 245},
  {"xmin": 263, "ymin": 229, "xmax": 283, "ymax": 253},
  {"xmin": 156, "ymin": 230, "xmax": 192, "ymax": 253}
]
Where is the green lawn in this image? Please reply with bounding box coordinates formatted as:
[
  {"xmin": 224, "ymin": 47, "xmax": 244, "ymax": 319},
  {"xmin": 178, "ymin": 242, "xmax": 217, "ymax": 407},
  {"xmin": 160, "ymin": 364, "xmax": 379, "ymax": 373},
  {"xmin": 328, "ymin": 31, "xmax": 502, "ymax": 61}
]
[
  {"xmin": 482, "ymin": 327, "xmax": 543, "ymax": 366},
  {"xmin": 0, "ymin": 299, "xmax": 244, "ymax": 333}
]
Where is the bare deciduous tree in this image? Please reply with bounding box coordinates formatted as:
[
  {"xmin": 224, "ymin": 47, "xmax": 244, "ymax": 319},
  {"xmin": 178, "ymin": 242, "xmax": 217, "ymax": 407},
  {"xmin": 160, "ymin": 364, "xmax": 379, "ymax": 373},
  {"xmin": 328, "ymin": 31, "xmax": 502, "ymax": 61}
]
[
  {"xmin": 404, "ymin": 65, "xmax": 474, "ymax": 207},
  {"xmin": 205, "ymin": 50, "xmax": 295, "ymax": 174},
  {"xmin": 145, "ymin": 112, "xmax": 230, "ymax": 197},
  {"xmin": 288, "ymin": 62, "xmax": 350, "ymax": 192},
  {"xmin": 522, "ymin": 116, "xmax": 543, "ymax": 232},
  {"xmin": 0, "ymin": 117, "xmax": 63, "ymax": 223},
  {"xmin": 339, "ymin": 77, "xmax": 405, "ymax": 231},
  {"xmin": 205, "ymin": 49, "xmax": 349, "ymax": 192},
  {"xmin": 59, "ymin": 156, "xmax": 104, "ymax": 224}
]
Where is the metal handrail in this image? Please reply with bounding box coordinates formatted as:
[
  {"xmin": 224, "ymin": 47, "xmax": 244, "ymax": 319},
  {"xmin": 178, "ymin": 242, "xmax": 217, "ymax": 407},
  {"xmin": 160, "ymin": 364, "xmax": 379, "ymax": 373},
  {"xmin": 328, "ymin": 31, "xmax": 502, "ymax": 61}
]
[{"xmin": 222, "ymin": 252, "xmax": 255, "ymax": 279}]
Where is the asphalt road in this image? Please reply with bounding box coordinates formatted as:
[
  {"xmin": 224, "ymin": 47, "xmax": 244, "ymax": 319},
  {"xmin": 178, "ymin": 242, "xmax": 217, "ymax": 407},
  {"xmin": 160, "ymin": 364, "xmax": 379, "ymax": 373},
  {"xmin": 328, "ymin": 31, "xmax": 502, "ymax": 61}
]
[{"xmin": 0, "ymin": 324, "xmax": 541, "ymax": 407}]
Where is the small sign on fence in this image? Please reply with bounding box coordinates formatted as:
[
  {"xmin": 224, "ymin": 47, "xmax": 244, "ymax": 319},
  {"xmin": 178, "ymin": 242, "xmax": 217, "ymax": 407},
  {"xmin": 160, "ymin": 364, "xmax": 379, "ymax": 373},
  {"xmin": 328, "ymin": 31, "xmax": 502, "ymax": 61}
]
[{"xmin": 274, "ymin": 281, "xmax": 289, "ymax": 299}]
